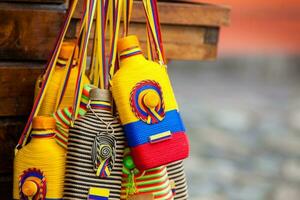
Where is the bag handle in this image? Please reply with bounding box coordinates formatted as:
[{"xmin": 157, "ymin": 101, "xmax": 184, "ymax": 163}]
[
  {"xmin": 107, "ymin": 0, "xmax": 166, "ymax": 83},
  {"xmin": 108, "ymin": 0, "xmax": 123, "ymax": 84},
  {"xmin": 123, "ymin": 0, "xmax": 134, "ymax": 36},
  {"xmin": 71, "ymin": 0, "xmax": 98, "ymax": 124},
  {"xmin": 16, "ymin": 0, "xmax": 80, "ymax": 152},
  {"xmin": 142, "ymin": 0, "xmax": 166, "ymax": 65}
]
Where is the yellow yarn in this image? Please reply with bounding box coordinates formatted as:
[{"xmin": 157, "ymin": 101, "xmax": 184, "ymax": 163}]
[
  {"xmin": 58, "ymin": 67, "xmax": 90, "ymax": 109},
  {"xmin": 13, "ymin": 117, "xmax": 65, "ymax": 199},
  {"xmin": 36, "ymin": 42, "xmax": 90, "ymax": 116},
  {"xmin": 111, "ymin": 35, "xmax": 178, "ymax": 125}
]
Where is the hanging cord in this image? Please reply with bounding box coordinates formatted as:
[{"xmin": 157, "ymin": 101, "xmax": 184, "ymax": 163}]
[
  {"xmin": 16, "ymin": 0, "xmax": 79, "ymax": 153},
  {"xmin": 55, "ymin": 0, "xmax": 91, "ymax": 111},
  {"xmin": 90, "ymin": 0, "xmax": 109, "ymax": 89},
  {"xmin": 86, "ymin": 100, "xmax": 115, "ymax": 135},
  {"xmin": 123, "ymin": 0, "xmax": 133, "ymax": 36},
  {"xmin": 71, "ymin": 0, "xmax": 98, "ymax": 125},
  {"xmin": 108, "ymin": 0, "xmax": 123, "ymax": 85},
  {"xmin": 142, "ymin": 0, "xmax": 166, "ymax": 65}
]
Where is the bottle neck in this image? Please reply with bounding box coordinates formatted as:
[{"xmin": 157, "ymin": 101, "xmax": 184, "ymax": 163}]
[
  {"xmin": 89, "ymin": 100, "xmax": 112, "ymax": 112},
  {"xmin": 30, "ymin": 129, "xmax": 56, "ymax": 141},
  {"xmin": 119, "ymin": 46, "xmax": 145, "ymax": 66}
]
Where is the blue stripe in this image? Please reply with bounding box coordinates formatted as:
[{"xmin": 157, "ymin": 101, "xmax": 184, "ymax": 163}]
[
  {"xmin": 87, "ymin": 195, "xmax": 108, "ymax": 200},
  {"xmin": 123, "ymin": 110, "xmax": 185, "ymax": 147}
]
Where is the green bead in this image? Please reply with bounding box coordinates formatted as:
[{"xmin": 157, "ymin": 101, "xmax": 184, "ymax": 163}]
[
  {"xmin": 132, "ymin": 168, "xmax": 140, "ymax": 175},
  {"xmin": 123, "ymin": 155, "xmax": 135, "ymax": 170}
]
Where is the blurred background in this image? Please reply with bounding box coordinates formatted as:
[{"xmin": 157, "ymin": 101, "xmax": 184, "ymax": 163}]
[{"xmin": 169, "ymin": 0, "xmax": 300, "ymax": 199}]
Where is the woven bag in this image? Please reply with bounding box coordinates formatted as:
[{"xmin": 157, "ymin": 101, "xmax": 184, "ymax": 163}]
[
  {"xmin": 166, "ymin": 161, "xmax": 188, "ymax": 200},
  {"xmin": 53, "ymin": 84, "xmax": 94, "ymax": 148},
  {"xmin": 13, "ymin": 116, "xmax": 65, "ymax": 200},
  {"xmin": 120, "ymin": 149, "xmax": 174, "ymax": 200},
  {"xmin": 36, "ymin": 41, "xmax": 90, "ymax": 117},
  {"xmin": 111, "ymin": 35, "xmax": 189, "ymax": 170},
  {"xmin": 63, "ymin": 88, "xmax": 125, "ymax": 200}
]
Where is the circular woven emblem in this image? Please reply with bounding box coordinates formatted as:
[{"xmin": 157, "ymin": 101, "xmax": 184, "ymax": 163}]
[
  {"xmin": 19, "ymin": 168, "xmax": 47, "ymax": 200},
  {"xmin": 130, "ymin": 80, "xmax": 165, "ymax": 124},
  {"xmin": 92, "ymin": 132, "xmax": 116, "ymax": 178}
]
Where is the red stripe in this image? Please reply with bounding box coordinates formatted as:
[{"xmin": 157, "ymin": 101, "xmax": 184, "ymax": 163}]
[
  {"xmin": 131, "ymin": 132, "xmax": 189, "ymax": 170},
  {"xmin": 82, "ymin": 88, "xmax": 90, "ymax": 97},
  {"xmin": 55, "ymin": 133, "xmax": 68, "ymax": 146}
]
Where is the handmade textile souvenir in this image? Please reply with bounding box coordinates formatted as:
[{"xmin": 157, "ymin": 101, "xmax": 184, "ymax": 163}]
[
  {"xmin": 111, "ymin": 35, "xmax": 189, "ymax": 170},
  {"xmin": 63, "ymin": 88, "xmax": 125, "ymax": 200},
  {"xmin": 13, "ymin": 116, "xmax": 65, "ymax": 200},
  {"xmin": 120, "ymin": 148, "xmax": 174, "ymax": 200},
  {"xmin": 36, "ymin": 41, "xmax": 90, "ymax": 116},
  {"xmin": 166, "ymin": 161, "xmax": 188, "ymax": 200},
  {"xmin": 53, "ymin": 84, "xmax": 94, "ymax": 148}
]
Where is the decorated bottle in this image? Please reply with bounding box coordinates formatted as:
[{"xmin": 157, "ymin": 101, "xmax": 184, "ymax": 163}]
[
  {"xmin": 111, "ymin": 35, "xmax": 189, "ymax": 170},
  {"xmin": 63, "ymin": 88, "xmax": 125, "ymax": 200},
  {"xmin": 36, "ymin": 41, "xmax": 90, "ymax": 116},
  {"xmin": 13, "ymin": 116, "xmax": 65, "ymax": 200}
]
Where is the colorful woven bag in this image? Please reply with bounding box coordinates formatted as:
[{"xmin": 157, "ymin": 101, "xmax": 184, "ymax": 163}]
[
  {"xmin": 63, "ymin": 88, "xmax": 125, "ymax": 200},
  {"xmin": 120, "ymin": 148, "xmax": 174, "ymax": 200},
  {"xmin": 13, "ymin": 116, "xmax": 65, "ymax": 200},
  {"xmin": 111, "ymin": 35, "xmax": 189, "ymax": 170},
  {"xmin": 53, "ymin": 84, "xmax": 94, "ymax": 148}
]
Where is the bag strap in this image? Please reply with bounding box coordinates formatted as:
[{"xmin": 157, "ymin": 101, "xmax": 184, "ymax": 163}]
[
  {"xmin": 142, "ymin": 0, "xmax": 166, "ymax": 65},
  {"xmin": 16, "ymin": 0, "xmax": 79, "ymax": 152},
  {"xmin": 90, "ymin": 0, "xmax": 109, "ymax": 89},
  {"xmin": 71, "ymin": 0, "xmax": 98, "ymax": 124},
  {"xmin": 123, "ymin": 0, "xmax": 133, "ymax": 36},
  {"xmin": 108, "ymin": 0, "xmax": 123, "ymax": 85}
]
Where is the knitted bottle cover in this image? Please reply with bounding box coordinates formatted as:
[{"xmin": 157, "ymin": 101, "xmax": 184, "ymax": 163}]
[
  {"xmin": 13, "ymin": 116, "xmax": 65, "ymax": 200},
  {"xmin": 111, "ymin": 35, "xmax": 189, "ymax": 170},
  {"xmin": 63, "ymin": 89, "xmax": 125, "ymax": 200}
]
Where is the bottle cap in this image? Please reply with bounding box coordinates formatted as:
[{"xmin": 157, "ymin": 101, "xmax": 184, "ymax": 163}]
[
  {"xmin": 117, "ymin": 35, "xmax": 140, "ymax": 53},
  {"xmin": 143, "ymin": 91, "xmax": 160, "ymax": 108},
  {"xmin": 22, "ymin": 180, "xmax": 38, "ymax": 197},
  {"xmin": 59, "ymin": 41, "xmax": 76, "ymax": 60},
  {"xmin": 32, "ymin": 116, "xmax": 56, "ymax": 130},
  {"xmin": 90, "ymin": 88, "xmax": 112, "ymax": 102}
]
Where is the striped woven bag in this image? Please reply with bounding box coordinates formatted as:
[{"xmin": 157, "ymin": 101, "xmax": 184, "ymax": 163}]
[
  {"xmin": 53, "ymin": 84, "xmax": 94, "ymax": 148},
  {"xmin": 166, "ymin": 161, "xmax": 188, "ymax": 200},
  {"xmin": 120, "ymin": 148, "xmax": 174, "ymax": 200},
  {"xmin": 63, "ymin": 88, "xmax": 125, "ymax": 200}
]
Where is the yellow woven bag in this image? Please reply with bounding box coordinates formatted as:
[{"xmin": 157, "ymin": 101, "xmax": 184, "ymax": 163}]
[
  {"xmin": 13, "ymin": 116, "xmax": 65, "ymax": 199},
  {"xmin": 36, "ymin": 41, "xmax": 90, "ymax": 116},
  {"xmin": 111, "ymin": 35, "xmax": 189, "ymax": 170}
]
